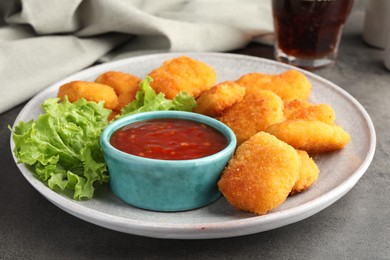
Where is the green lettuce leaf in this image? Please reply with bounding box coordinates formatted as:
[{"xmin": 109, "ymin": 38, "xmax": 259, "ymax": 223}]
[
  {"xmin": 11, "ymin": 97, "xmax": 110, "ymax": 200},
  {"xmin": 117, "ymin": 76, "xmax": 197, "ymax": 118}
]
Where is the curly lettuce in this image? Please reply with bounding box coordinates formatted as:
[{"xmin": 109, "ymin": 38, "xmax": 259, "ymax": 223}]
[{"xmin": 11, "ymin": 97, "xmax": 111, "ymax": 200}]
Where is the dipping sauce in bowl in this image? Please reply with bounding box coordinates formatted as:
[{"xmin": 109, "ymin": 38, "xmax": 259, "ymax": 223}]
[
  {"xmin": 110, "ymin": 118, "xmax": 228, "ymax": 160},
  {"xmin": 100, "ymin": 111, "xmax": 236, "ymax": 212}
]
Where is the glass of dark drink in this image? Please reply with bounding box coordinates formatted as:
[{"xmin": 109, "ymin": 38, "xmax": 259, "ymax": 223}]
[{"xmin": 272, "ymin": 0, "xmax": 354, "ymax": 70}]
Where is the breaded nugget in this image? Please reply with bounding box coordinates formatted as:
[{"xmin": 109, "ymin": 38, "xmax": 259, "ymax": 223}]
[
  {"xmin": 236, "ymin": 69, "xmax": 311, "ymax": 100},
  {"xmin": 218, "ymin": 132, "xmax": 300, "ymax": 215},
  {"xmin": 291, "ymin": 150, "xmax": 319, "ymax": 195},
  {"xmin": 95, "ymin": 71, "xmax": 140, "ymax": 95},
  {"xmin": 95, "ymin": 71, "xmax": 141, "ymax": 111},
  {"xmin": 236, "ymin": 72, "xmax": 285, "ymax": 96},
  {"xmin": 193, "ymin": 81, "xmax": 245, "ymax": 117},
  {"xmin": 57, "ymin": 81, "xmax": 118, "ymax": 109},
  {"xmin": 218, "ymin": 89, "xmax": 284, "ymax": 145},
  {"xmin": 284, "ymin": 99, "xmax": 336, "ymax": 124},
  {"xmin": 266, "ymin": 119, "xmax": 351, "ymax": 153},
  {"xmin": 148, "ymin": 56, "xmax": 217, "ymax": 99},
  {"xmin": 279, "ymin": 70, "xmax": 311, "ymax": 100}
]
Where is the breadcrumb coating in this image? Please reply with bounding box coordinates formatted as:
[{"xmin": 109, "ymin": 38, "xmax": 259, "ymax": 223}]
[
  {"xmin": 284, "ymin": 99, "xmax": 336, "ymax": 124},
  {"xmin": 218, "ymin": 132, "xmax": 300, "ymax": 215},
  {"xmin": 148, "ymin": 56, "xmax": 217, "ymax": 99},
  {"xmin": 291, "ymin": 150, "xmax": 320, "ymax": 195},
  {"xmin": 218, "ymin": 89, "xmax": 285, "ymax": 145},
  {"xmin": 57, "ymin": 81, "xmax": 118, "ymax": 110},
  {"xmin": 193, "ymin": 81, "xmax": 245, "ymax": 117},
  {"xmin": 266, "ymin": 119, "xmax": 351, "ymax": 153},
  {"xmin": 236, "ymin": 69, "xmax": 311, "ymax": 100},
  {"xmin": 95, "ymin": 71, "xmax": 141, "ymax": 111}
]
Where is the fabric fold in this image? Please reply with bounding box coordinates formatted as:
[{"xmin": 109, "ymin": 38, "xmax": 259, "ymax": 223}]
[
  {"xmin": 0, "ymin": 0, "xmax": 273, "ymax": 113},
  {"xmin": 0, "ymin": 33, "xmax": 129, "ymax": 113}
]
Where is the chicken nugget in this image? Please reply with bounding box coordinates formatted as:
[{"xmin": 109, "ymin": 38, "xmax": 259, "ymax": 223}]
[
  {"xmin": 95, "ymin": 71, "xmax": 141, "ymax": 111},
  {"xmin": 193, "ymin": 81, "xmax": 245, "ymax": 117},
  {"xmin": 236, "ymin": 69, "xmax": 311, "ymax": 100},
  {"xmin": 95, "ymin": 71, "xmax": 140, "ymax": 95},
  {"xmin": 266, "ymin": 119, "xmax": 351, "ymax": 153},
  {"xmin": 57, "ymin": 81, "xmax": 118, "ymax": 109},
  {"xmin": 291, "ymin": 150, "xmax": 319, "ymax": 195},
  {"xmin": 218, "ymin": 90, "xmax": 284, "ymax": 145},
  {"xmin": 236, "ymin": 72, "xmax": 285, "ymax": 96},
  {"xmin": 279, "ymin": 69, "xmax": 311, "ymax": 100},
  {"xmin": 218, "ymin": 131, "xmax": 300, "ymax": 215},
  {"xmin": 148, "ymin": 56, "xmax": 216, "ymax": 99},
  {"xmin": 284, "ymin": 99, "xmax": 336, "ymax": 124}
]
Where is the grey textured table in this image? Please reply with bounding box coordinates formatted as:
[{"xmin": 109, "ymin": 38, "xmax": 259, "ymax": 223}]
[{"xmin": 1, "ymin": 1, "xmax": 389, "ymax": 259}]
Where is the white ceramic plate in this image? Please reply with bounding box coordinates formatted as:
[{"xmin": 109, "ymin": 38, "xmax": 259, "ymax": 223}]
[{"xmin": 10, "ymin": 53, "xmax": 376, "ymax": 239}]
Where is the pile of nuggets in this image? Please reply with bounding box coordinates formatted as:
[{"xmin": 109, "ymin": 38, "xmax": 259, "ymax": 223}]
[{"xmin": 57, "ymin": 56, "xmax": 350, "ymax": 215}]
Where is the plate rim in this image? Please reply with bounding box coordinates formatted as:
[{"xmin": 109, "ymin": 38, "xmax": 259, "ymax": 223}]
[{"xmin": 10, "ymin": 52, "xmax": 377, "ymax": 239}]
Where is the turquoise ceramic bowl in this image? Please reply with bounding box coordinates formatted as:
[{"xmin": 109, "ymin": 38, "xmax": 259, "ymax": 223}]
[{"xmin": 100, "ymin": 111, "xmax": 237, "ymax": 212}]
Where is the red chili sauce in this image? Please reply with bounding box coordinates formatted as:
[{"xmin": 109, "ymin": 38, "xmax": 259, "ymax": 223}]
[{"xmin": 110, "ymin": 118, "xmax": 228, "ymax": 160}]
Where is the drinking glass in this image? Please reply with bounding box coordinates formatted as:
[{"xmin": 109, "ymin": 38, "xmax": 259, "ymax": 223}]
[{"xmin": 272, "ymin": 0, "xmax": 354, "ymax": 70}]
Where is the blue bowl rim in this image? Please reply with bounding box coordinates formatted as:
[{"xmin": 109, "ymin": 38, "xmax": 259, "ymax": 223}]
[{"xmin": 100, "ymin": 111, "xmax": 237, "ymax": 165}]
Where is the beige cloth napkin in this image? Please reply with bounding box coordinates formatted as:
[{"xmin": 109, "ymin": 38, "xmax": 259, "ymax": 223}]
[{"xmin": 0, "ymin": 0, "xmax": 273, "ymax": 114}]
